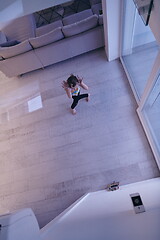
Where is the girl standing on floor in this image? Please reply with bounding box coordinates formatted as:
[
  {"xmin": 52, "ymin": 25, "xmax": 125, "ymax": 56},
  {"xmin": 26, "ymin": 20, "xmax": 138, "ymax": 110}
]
[{"xmin": 62, "ymin": 74, "xmax": 90, "ymax": 114}]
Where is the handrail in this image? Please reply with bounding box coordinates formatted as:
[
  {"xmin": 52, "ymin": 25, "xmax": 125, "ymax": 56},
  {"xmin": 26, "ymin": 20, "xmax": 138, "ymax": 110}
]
[{"xmin": 133, "ymin": 0, "xmax": 154, "ymax": 25}]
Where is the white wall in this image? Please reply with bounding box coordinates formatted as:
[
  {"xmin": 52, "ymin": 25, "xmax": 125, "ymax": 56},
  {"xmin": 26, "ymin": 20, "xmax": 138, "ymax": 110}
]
[{"xmin": 40, "ymin": 178, "xmax": 160, "ymax": 240}]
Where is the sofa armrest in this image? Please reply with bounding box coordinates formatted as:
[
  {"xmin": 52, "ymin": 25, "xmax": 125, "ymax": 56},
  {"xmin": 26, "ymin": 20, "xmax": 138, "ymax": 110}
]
[{"xmin": 0, "ymin": 40, "xmax": 32, "ymax": 59}]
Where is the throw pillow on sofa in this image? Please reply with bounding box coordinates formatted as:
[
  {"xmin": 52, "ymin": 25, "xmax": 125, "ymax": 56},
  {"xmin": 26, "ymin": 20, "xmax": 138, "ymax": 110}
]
[
  {"xmin": 62, "ymin": 9, "xmax": 93, "ymax": 26},
  {"xmin": 36, "ymin": 20, "xmax": 63, "ymax": 37},
  {"xmin": 62, "ymin": 14, "xmax": 98, "ymax": 38},
  {"xmin": 0, "ymin": 40, "xmax": 32, "ymax": 59},
  {"xmin": 29, "ymin": 27, "xmax": 64, "ymax": 49}
]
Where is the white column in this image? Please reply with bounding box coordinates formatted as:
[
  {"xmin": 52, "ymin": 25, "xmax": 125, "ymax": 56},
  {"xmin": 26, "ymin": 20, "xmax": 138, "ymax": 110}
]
[{"xmin": 102, "ymin": 0, "xmax": 121, "ymax": 61}]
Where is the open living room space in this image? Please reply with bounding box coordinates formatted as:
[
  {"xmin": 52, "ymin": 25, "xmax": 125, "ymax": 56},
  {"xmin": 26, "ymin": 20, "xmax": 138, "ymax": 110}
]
[{"xmin": 0, "ymin": 0, "xmax": 160, "ymax": 239}]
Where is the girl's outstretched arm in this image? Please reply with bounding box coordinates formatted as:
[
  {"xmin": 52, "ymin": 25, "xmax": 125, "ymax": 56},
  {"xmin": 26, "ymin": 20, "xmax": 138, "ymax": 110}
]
[
  {"xmin": 62, "ymin": 81, "xmax": 72, "ymax": 98},
  {"xmin": 77, "ymin": 76, "xmax": 88, "ymax": 90}
]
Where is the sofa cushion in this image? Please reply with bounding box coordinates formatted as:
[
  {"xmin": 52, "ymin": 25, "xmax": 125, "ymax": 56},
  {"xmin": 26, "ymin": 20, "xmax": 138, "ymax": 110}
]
[
  {"xmin": 0, "ymin": 40, "xmax": 32, "ymax": 59},
  {"xmin": 91, "ymin": 3, "xmax": 102, "ymax": 15},
  {"xmin": 29, "ymin": 27, "xmax": 64, "ymax": 49},
  {"xmin": 0, "ymin": 31, "xmax": 7, "ymax": 44},
  {"xmin": 99, "ymin": 14, "xmax": 103, "ymax": 25},
  {"xmin": 62, "ymin": 14, "xmax": 98, "ymax": 37},
  {"xmin": 0, "ymin": 40, "xmax": 20, "ymax": 47},
  {"xmin": 62, "ymin": 9, "xmax": 93, "ymax": 26},
  {"xmin": 36, "ymin": 20, "xmax": 63, "ymax": 37}
]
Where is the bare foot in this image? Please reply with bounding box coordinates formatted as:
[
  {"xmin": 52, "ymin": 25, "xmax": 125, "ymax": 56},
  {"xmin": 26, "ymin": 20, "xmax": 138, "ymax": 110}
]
[
  {"xmin": 86, "ymin": 93, "xmax": 90, "ymax": 102},
  {"xmin": 71, "ymin": 109, "xmax": 76, "ymax": 115}
]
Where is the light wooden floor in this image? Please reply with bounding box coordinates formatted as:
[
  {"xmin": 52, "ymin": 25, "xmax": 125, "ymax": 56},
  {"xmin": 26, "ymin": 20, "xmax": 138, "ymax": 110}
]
[{"xmin": 0, "ymin": 48, "xmax": 159, "ymax": 227}]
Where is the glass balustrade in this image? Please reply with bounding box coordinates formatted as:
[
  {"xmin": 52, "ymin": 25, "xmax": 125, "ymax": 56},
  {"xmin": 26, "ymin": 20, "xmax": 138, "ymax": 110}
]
[
  {"xmin": 133, "ymin": 0, "xmax": 154, "ymax": 25},
  {"xmin": 121, "ymin": 0, "xmax": 159, "ymax": 100},
  {"xmin": 121, "ymin": 0, "xmax": 160, "ymax": 164},
  {"xmin": 142, "ymin": 73, "xmax": 160, "ymax": 157}
]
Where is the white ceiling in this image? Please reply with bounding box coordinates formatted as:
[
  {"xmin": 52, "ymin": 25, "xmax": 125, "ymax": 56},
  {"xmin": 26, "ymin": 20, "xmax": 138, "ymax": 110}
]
[{"xmin": 0, "ymin": 0, "xmax": 72, "ymax": 22}]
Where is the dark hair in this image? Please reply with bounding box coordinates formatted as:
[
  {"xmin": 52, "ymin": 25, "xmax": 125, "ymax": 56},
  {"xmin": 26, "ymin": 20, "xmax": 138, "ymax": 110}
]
[{"xmin": 67, "ymin": 74, "xmax": 78, "ymax": 88}]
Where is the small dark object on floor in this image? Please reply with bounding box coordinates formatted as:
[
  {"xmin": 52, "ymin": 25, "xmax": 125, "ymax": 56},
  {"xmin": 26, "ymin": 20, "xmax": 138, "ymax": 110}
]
[{"xmin": 106, "ymin": 181, "xmax": 120, "ymax": 191}]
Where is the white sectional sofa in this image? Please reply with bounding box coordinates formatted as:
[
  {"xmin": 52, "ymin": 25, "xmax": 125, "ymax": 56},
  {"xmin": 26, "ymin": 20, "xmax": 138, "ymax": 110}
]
[{"xmin": 0, "ymin": 7, "xmax": 104, "ymax": 77}]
